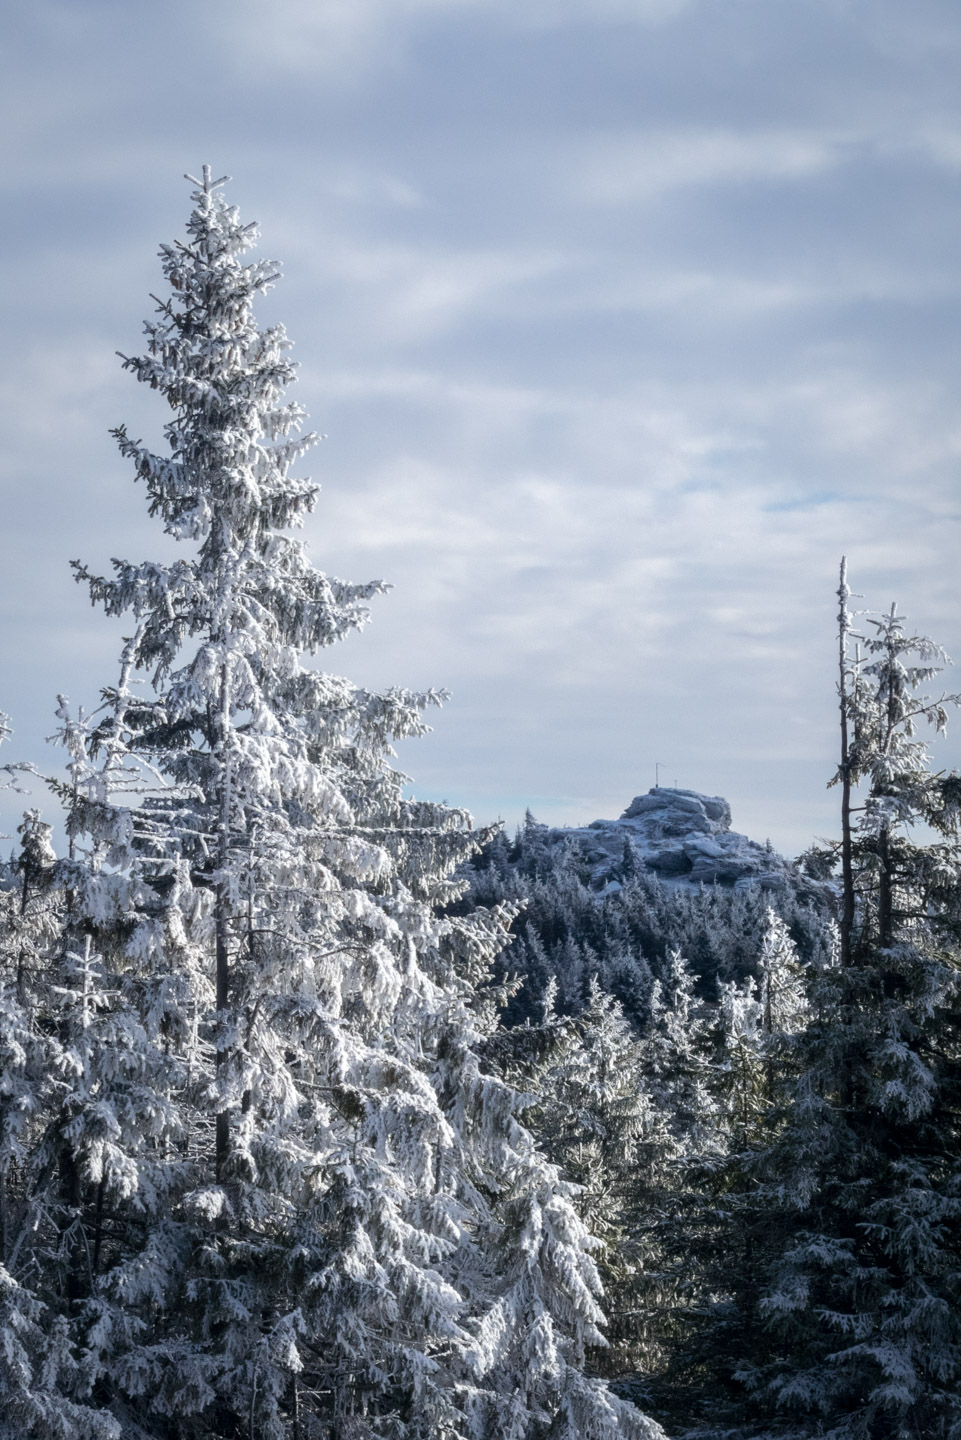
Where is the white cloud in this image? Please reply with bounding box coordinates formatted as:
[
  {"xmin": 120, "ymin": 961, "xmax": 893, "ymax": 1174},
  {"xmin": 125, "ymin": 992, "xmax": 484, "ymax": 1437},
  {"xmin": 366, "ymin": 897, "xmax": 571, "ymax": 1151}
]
[
  {"xmin": 569, "ymin": 127, "xmax": 855, "ymax": 203},
  {"xmin": 221, "ymin": 0, "xmax": 442, "ymax": 80},
  {"xmin": 479, "ymin": 0, "xmax": 694, "ymax": 28},
  {"xmin": 910, "ymin": 126, "xmax": 961, "ymax": 169},
  {"xmin": 3, "ymin": 0, "xmax": 961, "ymax": 856},
  {"xmin": 293, "ymin": 237, "xmax": 568, "ymax": 341},
  {"xmin": 223, "ymin": 0, "xmax": 694, "ymax": 79}
]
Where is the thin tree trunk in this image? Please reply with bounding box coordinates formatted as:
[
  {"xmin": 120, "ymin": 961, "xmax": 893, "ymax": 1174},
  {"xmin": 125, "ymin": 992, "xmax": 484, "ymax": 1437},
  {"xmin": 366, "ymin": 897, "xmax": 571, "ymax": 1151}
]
[
  {"xmin": 58, "ymin": 1144, "xmax": 84, "ymax": 1304},
  {"xmin": 836, "ymin": 559, "xmax": 859, "ymax": 1119},
  {"xmin": 17, "ymin": 866, "xmax": 30, "ymax": 1005},
  {"xmin": 215, "ymin": 902, "xmax": 230, "ymax": 1180},
  {"xmin": 291, "ymin": 1373, "xmax": 301, "ymax": 1440},
  {"xmin": 763, "ymin": 973, "xmax": 776, "ymax": 1095},
  {"xmin": 215, "ymin": 659, "xmax": 232, "ymax": 1183},
  {"xmin": 241, "ymin": 872, "xmax": 254, "ymax": 1119},
  {"xmin": 878, "ymin": 820, "xmax": 893, "ymax": 949},
  {"xmin": 877, "ymin": 606, "xmax": 899, "ymax": 952},
  {"xmin": 60, "ymin": 936, "xmax": 90, "ymax": 1303},
  {"xmin": 92, "ymin": 1173, "xmax": 107, "ymax": 1274},
  {"xmin": 838, "ymin": 558, "xmax": 855, "ymax": 968}
]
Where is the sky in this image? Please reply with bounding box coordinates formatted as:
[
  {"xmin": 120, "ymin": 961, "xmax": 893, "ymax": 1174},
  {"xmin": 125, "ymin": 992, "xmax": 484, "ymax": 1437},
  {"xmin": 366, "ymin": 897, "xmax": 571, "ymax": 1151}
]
[{"xmin": 1, "ymin": 0, "xmax": 960, "ymax": 855}]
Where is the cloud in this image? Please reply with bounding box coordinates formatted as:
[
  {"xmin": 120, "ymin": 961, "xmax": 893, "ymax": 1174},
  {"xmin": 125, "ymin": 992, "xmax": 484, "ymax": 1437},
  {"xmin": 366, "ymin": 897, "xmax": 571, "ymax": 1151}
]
[
  {"xmin": 2, "ymin": 0, "xmax": 961, "ymax": 857},
  {"xmin": 568, "ymin": 127, "xmax": 855, "ymax": 203},
  {"xmin": 476, "ymin": 0, "xmax": 694, "ymax": 27},
  {"xmin": 305, "ymin": 241, "xmax": 567, "ymax": 342},
  {"xmin": 221, "ymin": 0, "xmax": 445, "ymax": 81},
  {"xmin": 222, "ymin": 0, "xmax": 695, "ymax": 80},
  {"xmin": 305, "ymin": 361, "xmax": 960, "ymax": 682},
  {"xmin": 910, "ymin": 126, "xmax": 961, "ymax": 170}
]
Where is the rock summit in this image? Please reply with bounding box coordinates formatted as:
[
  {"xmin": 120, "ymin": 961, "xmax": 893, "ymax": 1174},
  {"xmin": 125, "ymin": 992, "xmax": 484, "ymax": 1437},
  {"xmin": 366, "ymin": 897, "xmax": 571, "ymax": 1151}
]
[{"xmin": 553, "ymin": 787, "xmax": 792, "ymax": 890}]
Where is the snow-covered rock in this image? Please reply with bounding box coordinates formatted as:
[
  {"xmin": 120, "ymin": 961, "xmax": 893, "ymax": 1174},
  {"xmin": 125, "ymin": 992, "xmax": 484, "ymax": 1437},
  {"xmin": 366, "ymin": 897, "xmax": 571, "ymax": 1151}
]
[{"xmin": 550, "ymin": 788, "xmax": 793, "ymax": 891}]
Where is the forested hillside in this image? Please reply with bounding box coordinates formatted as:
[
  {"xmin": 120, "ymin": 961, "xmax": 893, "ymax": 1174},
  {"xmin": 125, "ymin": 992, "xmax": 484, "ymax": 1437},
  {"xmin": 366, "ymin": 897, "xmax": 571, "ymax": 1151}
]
[
  {"xmin": 0, "ymin": 174, "xmax": 959, "ymax": 1440},
  {"xmin": 459, "ymin": 786, "xmax": 834, "ymax": 1027}
]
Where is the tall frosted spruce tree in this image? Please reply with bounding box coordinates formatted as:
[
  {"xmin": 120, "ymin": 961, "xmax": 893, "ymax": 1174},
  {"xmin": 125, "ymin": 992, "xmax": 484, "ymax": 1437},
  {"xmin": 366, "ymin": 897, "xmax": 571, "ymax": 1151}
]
[{"xmin": 0, "ymin": 171, "xmax": 664, "ymax": 1440}]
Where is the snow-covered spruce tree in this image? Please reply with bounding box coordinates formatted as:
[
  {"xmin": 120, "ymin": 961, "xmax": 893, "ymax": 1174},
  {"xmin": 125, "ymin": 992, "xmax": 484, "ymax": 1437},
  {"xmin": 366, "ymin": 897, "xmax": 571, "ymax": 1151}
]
[
  {"xmin": 6, "ymin": 170, "xmax": 665, "ymax": 1440},
  {"xmin": 754, "ymin": 909, "xmax": 808, "ymax": 1051},
  {"xmin": 489, "ymin": 977, "xmax": 677, "ymax": 1389},
  {"xmin": 604, "ymin": 951, "xmax": 727, "ymax": 1431},
  {"xmin": 657, "ymin": 911, "xmax": 812, "ymax": 1432},
  {"xmin": 693, "ymin": 569, "xmax": 961, "ymax": 1440},
  {"xmin": 714, "ymin": 908, "xmax": 808, "ymax": 1139}
]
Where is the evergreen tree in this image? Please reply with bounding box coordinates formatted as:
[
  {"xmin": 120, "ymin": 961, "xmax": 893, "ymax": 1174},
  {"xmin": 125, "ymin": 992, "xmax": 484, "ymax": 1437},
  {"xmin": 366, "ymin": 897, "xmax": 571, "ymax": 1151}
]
[
  {"xmin": 500, "ymin": 979, "xmax": 671, "ymax": 1385},
  {"xmin": 662, "ymin": 910, "xmax": 811, "ymax": 1432},
  {"xmin": 464, "ymin": 818, "xmax": 829, "ymax": 1032},
  {"xmin": 484, "ymin": 962, "xmax": 712, "ymax": 1420},
  {"xmin": 0, "ymin": 171, "xmax": 664, "ymax": 1440},
  {"xmin": 700, "ymin": 569, "xmax": 961, "ymax": 1440},
  {"xmin": 754, "ymin": 908, "xmax": 808, "ymax": 1045}
]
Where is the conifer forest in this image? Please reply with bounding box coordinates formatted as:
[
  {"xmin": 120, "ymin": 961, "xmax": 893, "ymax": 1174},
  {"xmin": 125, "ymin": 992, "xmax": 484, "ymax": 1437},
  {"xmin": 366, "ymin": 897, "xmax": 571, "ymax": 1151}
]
[{"xmin": 1, "ymin": 172, "xmax": 959, "ymax": 1440}]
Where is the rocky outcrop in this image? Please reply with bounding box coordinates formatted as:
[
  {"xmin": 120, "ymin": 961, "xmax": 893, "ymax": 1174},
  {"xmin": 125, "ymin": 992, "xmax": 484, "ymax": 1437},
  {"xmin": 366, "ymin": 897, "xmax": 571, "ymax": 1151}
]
[{"xmin": 550, "ymin": 787, "xmax": 793, "ymax": 891}]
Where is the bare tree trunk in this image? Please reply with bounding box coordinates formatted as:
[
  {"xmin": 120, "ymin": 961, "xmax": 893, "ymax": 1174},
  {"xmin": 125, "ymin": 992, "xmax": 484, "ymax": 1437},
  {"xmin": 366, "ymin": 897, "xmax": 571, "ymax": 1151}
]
[
  {"xmin": 877, "ymin": 605, "xmax": 899, "ymax": 952},
  {"xmin": 838, "ymin": 558, "xmax": 855, "ymax": 968}
]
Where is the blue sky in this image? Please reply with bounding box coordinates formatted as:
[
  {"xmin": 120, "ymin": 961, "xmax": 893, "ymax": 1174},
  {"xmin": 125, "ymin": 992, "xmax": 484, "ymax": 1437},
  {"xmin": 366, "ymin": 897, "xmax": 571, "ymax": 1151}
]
[{"xmin": 1, "ymin": 0, "xmax": 960, "ymax": 853}]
